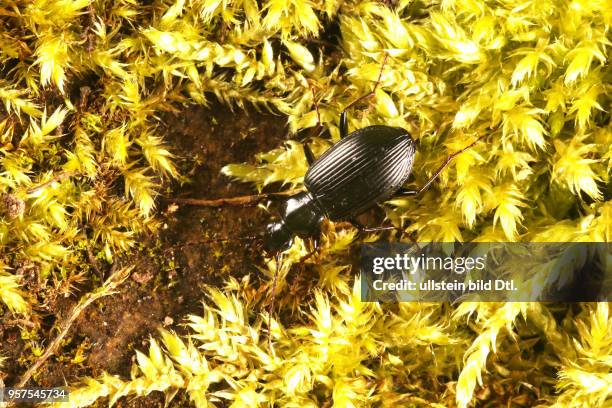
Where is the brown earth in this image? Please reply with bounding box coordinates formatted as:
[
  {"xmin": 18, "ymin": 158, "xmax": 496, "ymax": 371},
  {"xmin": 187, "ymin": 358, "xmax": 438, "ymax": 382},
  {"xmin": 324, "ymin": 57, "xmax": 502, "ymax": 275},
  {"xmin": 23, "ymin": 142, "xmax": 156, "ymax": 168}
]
[{"xmin": 0, "ymin": 101, "xmax": 289, "ymax": 407}]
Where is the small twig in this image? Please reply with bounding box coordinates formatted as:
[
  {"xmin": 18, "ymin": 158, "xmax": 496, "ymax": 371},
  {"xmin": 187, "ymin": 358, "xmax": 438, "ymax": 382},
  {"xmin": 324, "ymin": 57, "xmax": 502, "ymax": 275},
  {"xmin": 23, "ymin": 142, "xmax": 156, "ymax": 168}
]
[
  {"xmin": 2, "ymin": 318, "xmax": 37, "ymax": 329},
  {"xmin": 15, "ymin": 265, "xmax": 133, "ymax": 388},
  {"xmin": 26, "ymin": 171, "xmax": 77, "ymax": 195},
  {"xmin": 167, "ymin": 189, "xmax": 303, "ymax": 207}
]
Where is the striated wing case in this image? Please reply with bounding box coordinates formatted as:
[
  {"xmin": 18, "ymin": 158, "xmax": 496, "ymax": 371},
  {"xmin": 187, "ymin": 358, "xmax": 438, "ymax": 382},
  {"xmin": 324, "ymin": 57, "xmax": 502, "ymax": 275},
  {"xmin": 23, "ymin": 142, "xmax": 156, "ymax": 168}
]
[{"xmin": 304, "ymin": 125, "xmax": 416, "ymax": 221}]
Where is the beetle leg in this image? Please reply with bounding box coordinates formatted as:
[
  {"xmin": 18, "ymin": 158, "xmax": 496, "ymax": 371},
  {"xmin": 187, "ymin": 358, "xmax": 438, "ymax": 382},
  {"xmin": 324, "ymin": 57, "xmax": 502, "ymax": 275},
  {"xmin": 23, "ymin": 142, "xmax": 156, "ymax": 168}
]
[
  {"xmin": 408, "ymin": 134, "xmax": 488, "ymax": 196},
  {"xmin": 339, "ymin": 110, "xmax": 349, "ymax": 139},
  {"xmin": 312, "ymin": 235, "xmax": 319, "ymax": 252},
  {"xmin": 339, "ymin": 53, "xmax": 389, "ymax": 139},
  {"xmin": 297, "ymin": 233, "xmax": 321, "ymax": 263},
  {"xmin": 349, "ymin": 218, "xmax": 365, "ymax": 231},
  {"xmin": 360, "ymin": 225, "xmax": 401, "ymax": 233},
  {"xmin": 350, "ymin": 218, "xmax": 400, "ymax": 234},
  {"xmin": 303, "ymin": 141, "xmax": 315, "ymax": 166},
  {"xmin": 395, "ymin": 188, "xmax": 418, "ymax": 197}
]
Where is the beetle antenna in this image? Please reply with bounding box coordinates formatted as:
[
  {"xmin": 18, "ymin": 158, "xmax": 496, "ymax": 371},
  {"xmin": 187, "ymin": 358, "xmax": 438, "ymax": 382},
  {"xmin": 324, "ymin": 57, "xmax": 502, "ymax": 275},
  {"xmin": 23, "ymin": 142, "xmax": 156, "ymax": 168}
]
[
  {"xmin": 167, "ymin": 189, "xmax": 303, "ymax": 207},
  {"xmin": 414, "ymin": 134, "xmax": 488, "ymax": 196},
  {"xmin": 268, "ymin": 252, "xmax": 282, "ymax": 350},
  {"xmin": 341, "ymin": 52, "xmax": 389, "ymax": 113},
  {"xmin": 374, "ymin": 52, "xmax": 389, "ymax": 88},
  {"xmin": 311, "ymin": 86, "xmax": 322, "ymax": 129},
  {"xmin": 308, "ymin": 83, "xmax": 327, "ymax": 140}
]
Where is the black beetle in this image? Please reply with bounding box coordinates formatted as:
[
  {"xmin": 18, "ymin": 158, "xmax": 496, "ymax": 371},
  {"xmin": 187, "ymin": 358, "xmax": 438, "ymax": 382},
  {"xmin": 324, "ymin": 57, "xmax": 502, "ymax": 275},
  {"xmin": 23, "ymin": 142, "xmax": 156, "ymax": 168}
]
[
  {"xmin": 264, "ymin": 124, "xmax": 416, "ymax": 253},
  {"xmin": 263, "ymin": 65, "xmax": 484, "ymax": 254}
]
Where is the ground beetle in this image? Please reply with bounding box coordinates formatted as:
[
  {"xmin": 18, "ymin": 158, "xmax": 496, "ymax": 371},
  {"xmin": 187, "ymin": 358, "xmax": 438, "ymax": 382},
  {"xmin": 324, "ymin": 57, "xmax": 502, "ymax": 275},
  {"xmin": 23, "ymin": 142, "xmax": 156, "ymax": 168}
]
[{"xmin": 263, "ymin": 56, "xmax": 484, "ymax": 254}]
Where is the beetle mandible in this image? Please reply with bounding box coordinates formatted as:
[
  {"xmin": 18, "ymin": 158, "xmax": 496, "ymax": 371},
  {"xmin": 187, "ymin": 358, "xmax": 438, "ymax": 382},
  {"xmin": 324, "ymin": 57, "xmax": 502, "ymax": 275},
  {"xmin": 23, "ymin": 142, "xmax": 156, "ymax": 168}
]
[{"xmin": 263, "ymin": 56, "xmax": 484, "ymax": 254}]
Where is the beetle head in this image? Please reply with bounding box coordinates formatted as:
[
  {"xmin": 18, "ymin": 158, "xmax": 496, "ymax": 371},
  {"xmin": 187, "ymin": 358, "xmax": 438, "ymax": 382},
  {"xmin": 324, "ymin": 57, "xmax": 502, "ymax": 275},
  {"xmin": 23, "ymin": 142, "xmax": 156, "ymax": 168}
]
[{"xmin": 263, "ymin": 221, "xmax": 293, "ymax": 254}]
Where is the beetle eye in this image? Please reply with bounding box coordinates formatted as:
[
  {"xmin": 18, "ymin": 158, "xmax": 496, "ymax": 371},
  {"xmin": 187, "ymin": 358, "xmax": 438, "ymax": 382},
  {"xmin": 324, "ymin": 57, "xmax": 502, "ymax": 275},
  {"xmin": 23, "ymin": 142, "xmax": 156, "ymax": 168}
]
[{"xmin": 263, "ymin": 222, "xmax": 293, "ymax": 254}]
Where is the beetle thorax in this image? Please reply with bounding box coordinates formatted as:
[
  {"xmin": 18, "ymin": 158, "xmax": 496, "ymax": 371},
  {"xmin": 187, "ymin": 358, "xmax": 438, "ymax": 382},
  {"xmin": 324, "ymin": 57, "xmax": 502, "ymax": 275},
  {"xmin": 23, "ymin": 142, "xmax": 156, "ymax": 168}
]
[{"xmin": 280, "ymin": 191, "xmax": 324, "ymax": 237}]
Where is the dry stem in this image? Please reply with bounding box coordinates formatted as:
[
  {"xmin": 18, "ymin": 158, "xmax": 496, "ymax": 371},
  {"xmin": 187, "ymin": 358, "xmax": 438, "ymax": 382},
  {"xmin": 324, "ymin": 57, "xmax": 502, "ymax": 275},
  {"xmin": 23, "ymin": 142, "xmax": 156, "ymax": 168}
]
[{"xmin": 15, "ymin": 265, "xmax": 133, "ymax": 389}]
